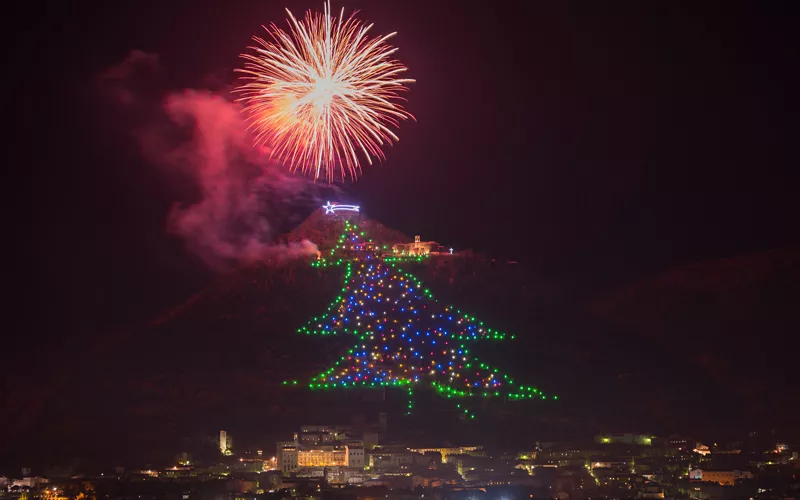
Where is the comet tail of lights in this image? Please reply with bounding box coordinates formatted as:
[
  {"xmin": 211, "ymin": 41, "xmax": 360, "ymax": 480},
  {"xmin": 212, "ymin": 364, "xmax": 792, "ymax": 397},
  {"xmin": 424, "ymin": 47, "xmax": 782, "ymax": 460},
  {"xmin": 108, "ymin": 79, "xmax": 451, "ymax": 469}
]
[
  {"xmin": 282, "ymin": 221, "xmax": 556, "ymax": 417},
  {"xmin": 323, "ymin": 201, "xmax": 360, "ymax": 214},
  {"xmin": 235, "ymin": 1, "xmax": 415, "ymax": 182}
]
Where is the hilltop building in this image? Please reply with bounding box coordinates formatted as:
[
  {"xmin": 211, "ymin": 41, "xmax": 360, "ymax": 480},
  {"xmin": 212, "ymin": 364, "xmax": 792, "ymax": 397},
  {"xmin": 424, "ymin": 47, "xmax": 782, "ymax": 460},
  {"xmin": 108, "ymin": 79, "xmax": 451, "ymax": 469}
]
[{"xmin": 392, "ymin": 236, "xmax": 452, "ymax": 256}]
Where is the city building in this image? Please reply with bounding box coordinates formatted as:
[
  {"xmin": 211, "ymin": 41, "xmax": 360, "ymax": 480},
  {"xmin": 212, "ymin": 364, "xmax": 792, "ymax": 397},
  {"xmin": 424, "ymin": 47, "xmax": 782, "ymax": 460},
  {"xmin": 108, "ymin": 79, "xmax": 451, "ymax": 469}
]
[
  {"xmin": 7, "ymin": 432, "xmax": 800, "ymax": 500},
  {"xmin": 219, "ymin": 430, "xmax": 232, "ymax": 456},
  {"xmin": 689, "ymin": 468, "xmax": 754, "ymax": 485},
  {"xmin": 536, "ymin": 445, "xmax": 597, "ymax": 467},
  {"xmin": 774, "ymin": 442, "xmax": 789, "ymax": 453},
  {"xmin": 369, "ymin": 447, "xmax": 415, "ymax": 471},
  {"xmin": 41, "ymin": 488, "xmax": 69, "ymax": 500},
  {"xmin": 666, "ymin": 436, "xmax": 696, "ymax": 452},
  {"xmin": 595, "ymin": 433, "xmax": 655, "ymax": 446},
  {"xmin": 295, "ymin": 446, "xmax": 355, "ymax": 467},
  {"xmin": 323, "ymin": 466, "xmax": 370, "ymax": 485},
  {"xmin": 693, "ymin": 443, "xmax": 712, "ymax": 456},
  {"xmin": 589, "ymin": 457, "xmax": 634, "ymax": 473},
  {"xmin": 408, "ymin": 446, "xmax": 483, "ymax": 463},
  {"xmin": 277, "ymin": 441, "xmax": 299, "ymax": 475},
  {"xmin": 298, "ymin": 426, "xmax": 339, "ymax": 446},
  {"xmin": 277, "ymin": 434, "xmax": 364, "ymax": 476}
]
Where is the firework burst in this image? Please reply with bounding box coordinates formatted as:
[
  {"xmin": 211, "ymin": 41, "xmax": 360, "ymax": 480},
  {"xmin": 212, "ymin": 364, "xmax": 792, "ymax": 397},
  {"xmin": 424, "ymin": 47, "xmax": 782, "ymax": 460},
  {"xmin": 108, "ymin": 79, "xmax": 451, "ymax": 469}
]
[{"xmin": 235, "ymin": 1, "xmax": 414, "ymax": 182}]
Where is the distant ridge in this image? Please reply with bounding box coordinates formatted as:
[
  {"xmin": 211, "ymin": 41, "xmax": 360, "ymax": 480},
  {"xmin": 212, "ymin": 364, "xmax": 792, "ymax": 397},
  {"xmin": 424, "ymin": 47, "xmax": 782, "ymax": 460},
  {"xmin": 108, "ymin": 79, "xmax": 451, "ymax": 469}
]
[{"xmin": 590, "ymin": 244, "xmax": 800, "ymax": 429}]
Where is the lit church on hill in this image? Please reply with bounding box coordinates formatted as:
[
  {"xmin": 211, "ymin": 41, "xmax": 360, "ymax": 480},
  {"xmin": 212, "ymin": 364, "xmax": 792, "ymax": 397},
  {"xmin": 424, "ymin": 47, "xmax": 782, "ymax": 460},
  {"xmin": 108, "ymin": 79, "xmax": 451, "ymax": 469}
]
[
  {"xmin": 319, "ymin": 202, "xmax": 454, "ymax": 256},
  {"xmin": 392, "ymin": 235, "xmax": 452, "ymax": 256}
]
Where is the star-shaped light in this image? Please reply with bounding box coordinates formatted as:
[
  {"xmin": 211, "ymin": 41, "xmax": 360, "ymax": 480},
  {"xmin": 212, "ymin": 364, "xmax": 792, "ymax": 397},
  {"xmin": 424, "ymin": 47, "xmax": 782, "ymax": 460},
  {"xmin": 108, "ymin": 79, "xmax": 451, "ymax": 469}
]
[{"xmin": 323, "ymin": 201, "xmax": 360, "ymax": 215}]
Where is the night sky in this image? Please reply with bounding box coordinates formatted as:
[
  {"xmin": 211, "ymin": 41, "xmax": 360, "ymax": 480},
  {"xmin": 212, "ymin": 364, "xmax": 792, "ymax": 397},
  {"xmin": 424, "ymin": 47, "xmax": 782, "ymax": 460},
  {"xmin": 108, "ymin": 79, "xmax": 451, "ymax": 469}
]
[{"xmin": 10, "ymin": 0, "xmax": 800, "ymax": 463}]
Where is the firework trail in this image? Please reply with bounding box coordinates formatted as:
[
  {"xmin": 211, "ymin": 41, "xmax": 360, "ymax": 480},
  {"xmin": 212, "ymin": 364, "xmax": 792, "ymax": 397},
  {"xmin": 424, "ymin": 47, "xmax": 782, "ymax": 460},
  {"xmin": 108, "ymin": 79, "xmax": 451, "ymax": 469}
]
[{"xmin": 235, "ymin": 1, "xmax": 414, "ymax": 182}]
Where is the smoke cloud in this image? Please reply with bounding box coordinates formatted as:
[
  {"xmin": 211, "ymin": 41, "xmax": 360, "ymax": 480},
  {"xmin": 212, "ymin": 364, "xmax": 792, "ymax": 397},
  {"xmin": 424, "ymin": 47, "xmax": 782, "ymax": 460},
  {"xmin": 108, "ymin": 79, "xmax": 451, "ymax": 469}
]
[{"xmin": 98, "ymin": 50, "xmax": 331, "ymax": 270}]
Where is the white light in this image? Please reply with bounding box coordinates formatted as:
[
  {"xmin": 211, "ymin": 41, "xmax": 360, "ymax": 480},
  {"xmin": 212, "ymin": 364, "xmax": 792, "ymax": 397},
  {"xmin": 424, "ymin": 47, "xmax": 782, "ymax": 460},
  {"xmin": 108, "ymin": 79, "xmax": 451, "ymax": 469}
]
[{"xmin": 323, "ymin": 201, "xmax": 360, "ymax": 214}]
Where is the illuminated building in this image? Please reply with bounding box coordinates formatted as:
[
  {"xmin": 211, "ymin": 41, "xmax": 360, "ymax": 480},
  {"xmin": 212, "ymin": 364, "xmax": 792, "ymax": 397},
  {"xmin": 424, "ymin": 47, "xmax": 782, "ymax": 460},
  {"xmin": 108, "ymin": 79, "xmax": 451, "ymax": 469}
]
[
  {"xmin": 297, "ymin": 444, "xmax": 364, "ymax": 467},
  {"xmin": 595, "ymin": 433, "xmax": 655, "ymax": 446},
  {"xmin": 41, "ymin": 487, "xmax": 69, "ymax": 500},
  {"xmin": 162, "ymin": 467, "xmax": 196, "ymax": 479},
  {"xmin": 689, "ymin": 469, "xmax": 753, "ymax": 486},
  {"xmin": 411, "ymin": 475, "xmax": 443, "ymax": 489},
  {"xmin": 590, "ymin": 458, "xmax": 633, "ymax": 472},
  {"xmin": 277, "ymin": 436, "xmax": 364, "ymax": 476},
  {"xmin": 392, "ymin": 235, "xmax": 450, "ymax": 256},
  {"xmin": 220, "ymin": 430, "xmax": 232, "ymax": 455},
  {"xmin": 277, "ymin": 422, "xmax": 377, "ymax": 475},
  {"xmin": 298, "ymin": 447, "xmax": 345, "ymax": 467},
  {"xmin": 12, "ymin": 477, "xmax": 49, "ymax": 489},
  {"xmin": 592, "ymin": 471, "xmax": 640, "ymax": 489},
  {"xmin": 135, "ymin": 470, "xmax": 159, "ymax": 477},
  {"xmin": 408, "ymin": 446, "xmax": 483, "ymax": 463},
  {"xmin": 294, "ymin": 466, "xmax": 369, "ymax": 485}
]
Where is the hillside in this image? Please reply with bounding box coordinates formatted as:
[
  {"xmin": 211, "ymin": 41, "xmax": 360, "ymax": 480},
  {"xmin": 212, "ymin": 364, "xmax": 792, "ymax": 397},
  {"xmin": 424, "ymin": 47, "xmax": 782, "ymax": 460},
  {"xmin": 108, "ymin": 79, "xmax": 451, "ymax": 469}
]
[
  {"xmin": 280, "ymin": 209, "xmax": 410, "ymax": 250},
  {"xmin": 591, "ymin": 245, "xmax": 800, "ymax": 430},
  {"xmin": 4, "ymin": 209, "xmax": 783, "ymax": 467}
]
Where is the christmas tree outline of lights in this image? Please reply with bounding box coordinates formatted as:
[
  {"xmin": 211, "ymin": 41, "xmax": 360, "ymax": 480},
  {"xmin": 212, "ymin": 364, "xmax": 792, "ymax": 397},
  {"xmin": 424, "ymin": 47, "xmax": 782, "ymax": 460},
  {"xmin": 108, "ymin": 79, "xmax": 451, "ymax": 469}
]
[{"xmin": 284, "ymin": 220, "xmax": 555, "ymax": 418}]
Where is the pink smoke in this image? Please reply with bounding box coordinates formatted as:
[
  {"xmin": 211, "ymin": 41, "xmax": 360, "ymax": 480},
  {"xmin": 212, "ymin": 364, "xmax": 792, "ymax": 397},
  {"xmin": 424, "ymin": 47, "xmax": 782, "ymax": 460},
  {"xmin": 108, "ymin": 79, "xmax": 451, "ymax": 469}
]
[{"xmin": 98, "ymin": 51, "xmax": 324, "ymax": 270}]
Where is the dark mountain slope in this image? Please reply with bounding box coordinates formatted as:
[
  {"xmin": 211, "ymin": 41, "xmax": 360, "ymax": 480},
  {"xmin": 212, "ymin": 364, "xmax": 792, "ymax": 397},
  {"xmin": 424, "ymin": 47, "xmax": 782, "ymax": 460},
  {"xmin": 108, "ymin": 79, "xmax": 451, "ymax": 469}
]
[
  {"xmin": 2, "ymin": 211, "xmax": 762, "ymax": 468},
  {"xmin": 592, "ymin": 245, "xmax": 800, "ymax": 434}
]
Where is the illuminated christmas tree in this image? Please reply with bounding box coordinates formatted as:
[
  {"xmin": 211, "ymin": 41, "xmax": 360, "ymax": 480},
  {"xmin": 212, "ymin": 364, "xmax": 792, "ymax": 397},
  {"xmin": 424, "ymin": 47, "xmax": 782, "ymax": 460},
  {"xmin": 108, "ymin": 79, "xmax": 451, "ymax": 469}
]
[{"xmin": 285, "ymin": 220, "xmax": 555, "ymax": 418}]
